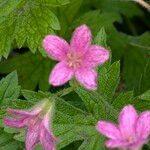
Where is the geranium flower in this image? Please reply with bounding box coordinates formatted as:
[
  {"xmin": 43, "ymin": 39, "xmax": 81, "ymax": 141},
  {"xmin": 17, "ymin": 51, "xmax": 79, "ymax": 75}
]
[
  {"xmin": 4, "ymin": 100, "xmax": 57, "ymax": 150},
  {"xmin": 96, "ymin": 105, "xmax": 150, "ymax": 150},
  {"xmin": 43, "ymin": 24, "xmax": 109, "ymax": 90}
]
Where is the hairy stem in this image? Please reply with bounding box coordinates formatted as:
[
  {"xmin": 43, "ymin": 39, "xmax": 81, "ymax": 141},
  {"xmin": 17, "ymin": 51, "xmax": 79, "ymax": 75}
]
[{"xmin": 133, "ymin": 0, "xmax": 150, "ymax": 12}]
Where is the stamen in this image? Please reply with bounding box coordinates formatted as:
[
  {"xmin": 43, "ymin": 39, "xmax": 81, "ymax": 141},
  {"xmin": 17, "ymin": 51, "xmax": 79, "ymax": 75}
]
[{"xmin": 67, "ymin": 52, "xmax": 82, "ymax": 69}]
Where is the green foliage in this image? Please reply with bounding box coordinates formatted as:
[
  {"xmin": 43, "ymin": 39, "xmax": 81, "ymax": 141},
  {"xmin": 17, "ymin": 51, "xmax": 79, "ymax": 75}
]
[
  {"xmin": 123, "ymin": 33, "xmax": 150, "ymax": 94},
  {"xmin": 0, "ymin": 0, "xmax": 70, "ymax": 57},
  {"xmin": 98, "ymin": 61, "xmax": 120, "ymax": 102},
  {"xmin": 0, "ymin": 0, "xmax": 150, "ymax": 149},
  {"xmin": 138, "ymin": 90, "xmax": 150, "ymax": 101},
  {"xmin": 92, "ymin": 0, "xmax": 143, "ymax": 17},
  {"xmin": 0, "ymin": 52, "xmax": 55, "ymax": 90},
  {"xmin": 0, "ymin": 128, "xmax": 23, "ymax": 150},
  {"xmin": 0, "ymin": 65, "xmax": 150, "ymax": 150},
  {"xmin": 0, "ymin": 71, "xmax": 21, "ymax": 118}
]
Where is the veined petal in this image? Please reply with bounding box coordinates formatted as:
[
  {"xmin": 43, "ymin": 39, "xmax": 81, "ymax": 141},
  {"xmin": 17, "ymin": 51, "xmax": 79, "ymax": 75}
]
[
  {"xmin": 105, "ymin": 139, "xmax": 128, "ymax": 148},
  {"xmin": 70, "ymin": 25, "xmax": 91, "ymax": 54},
  {"xmin": 119, "ymin": 105, "xmax": 138, "ymax": 139},
  {"xmin": 136, "ymin": 111, "xmax": 150, "ymax": 139},
  {"xmin": 84, "ymin": 45, "xmax": 110, "ymax": 67},
  {"xmin": 75, "ymin": 68, "xmax": 97, "ymax": 90},
  {"xmin": 4, "ymin": 118, "xmax": 25, "ymax": 128},
  {"xmin": 40, "ymin": 124, "xmax": 57, "ymax": 150},
  {"xmin": 42, "ymin": 108, "xmax": 51, "ymax": 129},
  {"xmin": 26, "ymin": 123, "xmax": 40, "ymax": 150},
  {"xmin": 96, "ymin": 121, "xmax": 122, "ymax": 140},
  {"xmin": 43, "ymin": 35, "xmax": 69, "ymax": 61},
  {"xmin": 49, "ymin": 62, "xmax": 74, "ymax": 86},
  {"xmin": 7, "ymin": 108, "xmax": 36, "ymax": 117}
]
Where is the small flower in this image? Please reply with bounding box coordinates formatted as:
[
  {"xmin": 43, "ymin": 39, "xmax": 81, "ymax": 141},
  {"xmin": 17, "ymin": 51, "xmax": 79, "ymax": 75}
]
[
  {"xmin": 4, "ymin": 100, "xmax": 57, "ymax": 150},
  {"xmin": 96, "ymin": 105, "xmax": 150, "ymax": 150},
  {"xmin": 43, "ymin": 24, "xmax": 109, "ymax": 90}
]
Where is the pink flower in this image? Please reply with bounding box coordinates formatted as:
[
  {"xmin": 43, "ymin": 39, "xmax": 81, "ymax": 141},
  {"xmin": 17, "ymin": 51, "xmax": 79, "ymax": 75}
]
[
  {"xmin": 4, "ymin": 100, "xmax": 57, "ymax": 150},
  {"xmin": 96, "ymin": 105, "xmax": 150, "ymax": 150},
  {"xmin": 43, "ymin": 24, "xmax": 109, "ymax": 90}
]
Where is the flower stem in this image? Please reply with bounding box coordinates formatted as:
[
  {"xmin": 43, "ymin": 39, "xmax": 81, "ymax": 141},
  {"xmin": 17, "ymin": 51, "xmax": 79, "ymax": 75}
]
[
  {"xmin": 133, "ymin": 0, "xmax": 150, "ymax": 12},
  {"xmin": 55, "ymin": 87, "xmax": 75, "ymax": 97}
]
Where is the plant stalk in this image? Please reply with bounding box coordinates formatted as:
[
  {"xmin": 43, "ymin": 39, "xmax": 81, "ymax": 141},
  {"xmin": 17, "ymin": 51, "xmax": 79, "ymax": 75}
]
[{"xmin": 133, "ymin": 0, "xmax": 150, "ymax": 12}]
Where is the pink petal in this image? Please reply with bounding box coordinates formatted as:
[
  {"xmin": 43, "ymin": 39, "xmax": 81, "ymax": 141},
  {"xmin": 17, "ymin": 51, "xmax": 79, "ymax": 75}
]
[
  {"xmin": 25, "ymin": 123, "xmax": 40, "ymax": 150},
  {"xmin": 49, "ymin": 62, "xmax": 74, "ymax": 86},
  {"xmin": 31, "ymin": 101, "xmax": 47, "ymax": 115},
  {"xmin": 136, "ymin": 111, "xmax": 150, "ymax": 139},
  {"xmin": 105, "ymin": 139, "xmax": 128, "ymax": 148},
  {"xmin": 75, "ymin": 68, "xmax": 97, "ymax": 90},
  {"xmin": 4, "ymin": 118, "xmax": 25, "ymax": 128},
  {"xmin": 7, "ymin": 108, "xmax": 36, "ymax": 117},
  {"xmin": 43, "ymin": 35, "xmax": 69, "ymax": 61},
  {"xmin": 96, "ymin": 121, "xmax": 122, "ymax": 140},
  {"xmin": 130, "ymin": 140, "xmax": 146, "ymax": 150},
  {"xmin": 42, "ymin": 108, "xmax": 51, "ymax": 129},
  {"xmin": 84, "ymin": 45, "xmax": 110, "ymax": 67},
  {"xmin": 40, "ymin": 124, "xmax": 57, "ymax": 150},
  {"xmin": 70, "ymin": 25, "xmax": 91, "ymax": 54},
  {"xmin": 119, "ymin": 105, "xmax": 138, "ymax": 139}
]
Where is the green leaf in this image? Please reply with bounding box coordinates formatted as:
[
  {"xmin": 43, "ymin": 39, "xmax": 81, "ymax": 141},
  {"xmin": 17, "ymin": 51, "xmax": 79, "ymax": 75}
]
[
  {"xmin": 0, "ymin": 72, "xmax": 24, "ymax": 150},
  {"xmin": 94, "ymin": 27, "xmax": 107, "ymax": 47},
  {"xmin": 138, "ymin": 90, "xmax": 150, "ymax": 101},
  {"xmin": 70, "ymin": 10, "xmax": 121, "ymax": 36},
  {"xmin": 112, "ymin": 91, "xmax": 133, "ymax": 110},
  {"xmin": 0, "ymin": 52, "xmax": 55, "ymax": 90},
  {"xmin": 93, "ymin": 0, "xmax": 143, "ymax": 17},
  {"xmin": 98, "ymin": 61, "xmax": 120, "ymax": 102},
  {"xmin": 137, "ymin": 57, "xmax": 150, "ymax": 95},
  {"xmin": 0, "ymin": 71, "xmax": 21, "ymax": 118},
  {"xmin": 0, "ymin": 0, "xmax": 70, "ymax": 57},
  {"xmin": 0, "ymin": 71, "xmax": 20, "ymax": 101},
  {"xmin": 122, "ymin": 33, "xmax": 150, "ymax": 94},
  {"xmin": 39, "ymin": 0, "xmax": 70, "ymax": 6},
  {"xmin": 0, "ymin": 129, "xmax": 23, "ymax": 150}
]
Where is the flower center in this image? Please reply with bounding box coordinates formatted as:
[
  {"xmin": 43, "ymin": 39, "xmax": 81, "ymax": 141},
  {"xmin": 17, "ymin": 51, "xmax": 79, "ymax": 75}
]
[
  {"xmin": 127, "ymin": 136, "xmax": 135, "ymax": 143},
  {"xmin": 67, "ymin": 52, "xmax": 82, "ymax": 69}
]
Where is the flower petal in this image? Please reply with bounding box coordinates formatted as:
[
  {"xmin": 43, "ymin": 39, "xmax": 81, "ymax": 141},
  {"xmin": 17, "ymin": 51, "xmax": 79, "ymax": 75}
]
[
  {"xmin": 84, "ymin": 45, "xmax": 110, "ymax": 67},
  {"xmin": 136, "ymin": 111, "xmax": 150, "ymax": 139},
  {"xmin": 4, "ymin": 118, "xmax": 25, "ymax": 128},
  {"xmin": 43, "ymin": 35, "xmax": 69, "ymax": 61},
  {"xmin": 105, "ymin": 139, "xmax": 128, "ymax": 148},
  {"xmin": 70, "ymin": 25, "xmax": 91, "ymax": 54},
  {"xmin": 75, "ymin": 68, "xmax": 97, "ymax": 90},
  {"xmin": 42, "ymin": 107, "xmax": 51, "ymax": 129},
  {"xmin": 49, "ymin": 62, "xmax": 74, "ymax": 86},
  {"xmin": 25, "ymin": 124, "xmax": 40, "ymax": 150},
  {"xmin": 7, "ymin": 108, "xmax": 35, "ymax": 117},
  {"xmin": 119, "ymin": 105, "xmax": 138, "ymax": 139},
  {"xmin": 96, "ymin": 121, "xmax": 122, "ymax": 140},
  {"xmin": 40, "ymin": 124, "xmax": 57, "ymax": 150}
]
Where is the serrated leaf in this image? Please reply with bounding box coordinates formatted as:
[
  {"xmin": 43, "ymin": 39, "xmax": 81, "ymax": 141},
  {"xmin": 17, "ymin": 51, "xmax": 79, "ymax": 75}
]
[
  {"xmin": 0, "ymin": 52, "xmax": 55, "ymax": 90},
  {"xmin": 0, "ymin": 0, "xmax": 70, "ymax": 57},
  {"xmin": 112, "ymin": 91, "xmax": 133, "ymax": 110},
  {"xmin": 0, "ymin": 71, "xmax": 21, "ymax": 118},
  {"xmin": 94, "ymin": 27, "xmax": 107, "ymax": 47},
  {"xmin": 0, "ymin": 71, "xmax": 20, "ymax": 101},
  {"xmin": 98, "ymin": 61, "xmax": 120, "ymax": 102}
]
